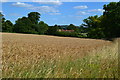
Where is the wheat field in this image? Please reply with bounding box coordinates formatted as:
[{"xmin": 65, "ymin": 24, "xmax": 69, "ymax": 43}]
[{"xmin": 1, "ymin": 33, "xmax": 118, "ymax": 78}]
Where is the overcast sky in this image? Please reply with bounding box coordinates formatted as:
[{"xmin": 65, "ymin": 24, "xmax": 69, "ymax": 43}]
[{"xmin": 2, "ymin": 2, "xmax": 110, "ymax": 26}]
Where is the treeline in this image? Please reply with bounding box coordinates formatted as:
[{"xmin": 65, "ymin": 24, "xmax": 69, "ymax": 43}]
[
  {"xmin": 81, "ymin": 2, "xmax": 120, "ymax": 39},
  {"xmin": 1, "ymin": 12, "xmax": 48, "ymax": 34},
  {"xmin": 0, "ymin": 2, "xmax": 120, "ymax": 40},
  {"xmin": 46, "ymin": 24, "xmax": 82, "ymax": 37},
  {"xmin": 0, "ymin": 12, "xmax": 85, "ymax": 38}
]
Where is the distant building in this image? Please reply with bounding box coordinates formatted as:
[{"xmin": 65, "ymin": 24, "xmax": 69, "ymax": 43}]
[
  {"xmin": 57, "ymin": 25, "xmax": 78, "ymax": 32},
  {"xmin": 58, "ymin": 29, "xmax": 74, "ymax": 32}
]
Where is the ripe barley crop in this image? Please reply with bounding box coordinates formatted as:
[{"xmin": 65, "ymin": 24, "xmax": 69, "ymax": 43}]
[{"xmin": 1, "ymin": 33, "xmax": 118, "ymax": 78}]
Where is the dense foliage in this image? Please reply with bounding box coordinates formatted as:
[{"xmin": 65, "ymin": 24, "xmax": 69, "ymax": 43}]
[
  {"xmin": 1, "ymin": 2, "xmax": 120, "ymax": 40},
  {"xmin": 81, "ymin": 2, "xmax": 120, "ymax": 39},
  {"xmin": 102, "ymin": 2, "xmax": 120, "ymax": 38},
  {"xmin": 46, "ymin": 25, "xmax": 59, "ymax": 35}
]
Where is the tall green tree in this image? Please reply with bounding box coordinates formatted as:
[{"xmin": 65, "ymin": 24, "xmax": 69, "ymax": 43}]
[
  {"xmin": 82, "ymin": 15, "xmax": 105, "ymax": 39},
  {"xmin": 67, "ymin": 24, "xmax": 79, "ymax": 32},
  {"xmin": 1, "ymin": 12, "xmax": 13, "ymax": 32},
  {"xmin": 37, "ymin": 21, "xmax": 48, "ymax": 34},
  {"xmin": 0, "ymin": 12, "xmax": 3, "ymax": 32},
  {"xmin": 102, "ymin": 2, "xmax": 120, "ymax": 38},
  {"xmin": 67, "ymin": 24, "xmax": 76, "ymax": 30},
  {"xmin": 28, "ymin": 12, "xmax": 40, "ymax": 24},
  {"xmin": 81, "ymin": 2, "xmax": 120, "ymax": 39},
  {"xmin": 14, "ymin": 12, "xmax": 41, "ymax": 34},
  {"xmin": 47, "ymin": 25, "xmax": 59, "ymax": 35},
  {"xmin": 14, "ymin": 17, "xmax": 37, "ymax": 33},
  {"xmin": 83, "ymin": 15, "xmax": 101, "ymax": 29},
  {"xmin": 2, "ymin": 20, "xmax": 13, "ymax": 32}
]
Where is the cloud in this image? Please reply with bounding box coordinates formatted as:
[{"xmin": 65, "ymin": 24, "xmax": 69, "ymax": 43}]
[
  {"xmin": 32, "ymin": 0, "xmax": 62, "ymax": 5},
  {"xmin": 0, "ymin": 0, "xmax": 119, "ymax": 2},
  {"xmin": 76, "ymin": 11, "xmax": 89, "ymax": 15},
  {"xmin": 49, "ymin": 12, "xmax": 61, "ymax": 15},
  {"xmin": 12, "ymin": 2, "xmax": 59, "ymax": 13},
  {"xmin": 29, "ymin": 6, "xmax": 59, "ymax": 13},
  {"xmin": 75, "ymin": 9, "xmax": 103, "ymax": 16},
  {"xmin": 74, "ymin": 5, "xmax": 88, "ymax": 9},
  {"xmin": 1, "ymin": 0, "xmax": 8, "ymax": 2},
  {"xmin": 12, "ymin": 2, "xmax": 33, "ymax": 7},
  {"xmin": 88, "ymin": 9, "xmax": 104, "ymax": 12}
]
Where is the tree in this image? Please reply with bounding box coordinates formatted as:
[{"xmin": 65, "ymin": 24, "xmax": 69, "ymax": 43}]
[
  {"xmin": 37, "ymin": 21, "xmax": 48, "ymax": 34},
  {"xmin": 14, "ymin": 12, "xmax": 41, "ymax": 34},
  {"xmin": 28, "ymin": 12, "xmax": 40, "ymax": 24},
  {"xmin": 82, "ymin": 15, "xmax": 105, "ymax": 39},
  {"xmin": 102, "ymin": 2, "xmax": 120, "ymax": 38},
  {"xmin": 67, "ymin": 24, "xmax": 76, "ymax": 30},
  {"xmin": 2, "ymin": 20, "xmax": 13, "ymax": 32},
  {"xmin": 79, "ymin": 25, "xmax": 87, "ymax": 33},
  {"xmin": 81, "ymin": 2, "xmax": 120, "ymax": 39},
  {"xmin": 0, "ymin": 12, "xmax": 3, "ymax": 32},
  {"xmin": 14, "ymin": 17, "xmax": 37, "ymax": 33},
  {"xmin": 83, "ymin": 15, "xmax": 101, "ymax": 29},
  {"xmin": 47, "ymin": 25, "xmax": 59, "ymax": 35},
  {"xmin": 67, "ymin": 24, "xmax": 79, "ymax": 32},
  {"xmin": 0, "ymin": 12, "xmax": 13, "ymax": 32},
  {"xmin": 0, "ymin": 12, "xmax": 3, "ymax": 19},
  {"xmin": 2, "ymin": 17, "xmax": 5, "ymax": 23}
]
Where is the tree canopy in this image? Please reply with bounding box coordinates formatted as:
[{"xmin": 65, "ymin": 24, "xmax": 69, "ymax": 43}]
[
  {"xmin": 81, "ymin": 1, "xmax": 120, "ymax": 39},
  {"xmin": 28, "ymin": 12, "xmax": 40, "ymax": 24},
  {"xmin": 102, "ymin": 2, "xmax": 120, "ymax": 38},
  {"xmin": 13, "ymin": 12, "xmax": 48, "ymax": 34},
  {"xmin": 37, "ymin": 21, "xmax": 48, "ymax": 34},
  {"xmin": 14, "ymin": 17, "xmax": 34, "ymax": 33}
]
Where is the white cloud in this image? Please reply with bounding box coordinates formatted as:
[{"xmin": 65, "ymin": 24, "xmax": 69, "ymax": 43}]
[
  {"xmin": 76, "ymin": 11, "xmax": 89, "ymax": 15},
  {"xmin": 12, "ymin": 2, "xmax": 33, "ymax": 7},
  {"xmin": 49, "ymin": 12, "xmax": 61, "ymax": 15},
  {"xmin": 32, "ymin": 0, "xmax": 62, "ymax": 5},
  {"xmin": 88, "ymin": 9, "xmax": 104, "ymax": 12},
  {"xmin": 29, "ymin": 6, "xmax": 59, "ymax": 13},
  {"xmin": 39, "ymin": 2, "xmax": 62, "ymax": 5},
  {"xmin": 0, "ymin": 0, "xmax": 119, "ymax": 2},
  {"xmin": 0, "ymin": 0, "xmax": 8, "ymax": 2},
  {"xmin": 12, "ymin": 2, "xmax": 59, "ymax": 13},
  {"xmin": 74, "ymin": 5, "xmax": 88, "ymax": 9}
]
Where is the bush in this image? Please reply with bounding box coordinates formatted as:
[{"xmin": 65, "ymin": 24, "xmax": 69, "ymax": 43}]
[
  {"xmin": 55, "ymin": 31, "xmax": 78, "ymax": 37},
  {"xmin": 77, "ymin": 33, "xmax": 88, "ymax": 38}
]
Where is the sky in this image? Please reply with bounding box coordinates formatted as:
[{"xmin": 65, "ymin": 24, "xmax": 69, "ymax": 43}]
[{"xmin": 1, "ymin": 2, "xmax": 110, "ymax": 26}]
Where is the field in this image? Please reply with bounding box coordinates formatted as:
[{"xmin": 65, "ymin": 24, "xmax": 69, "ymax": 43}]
[{"xmin": 1, "ymin": 33, "xmax": 118, "ymax": 78}]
